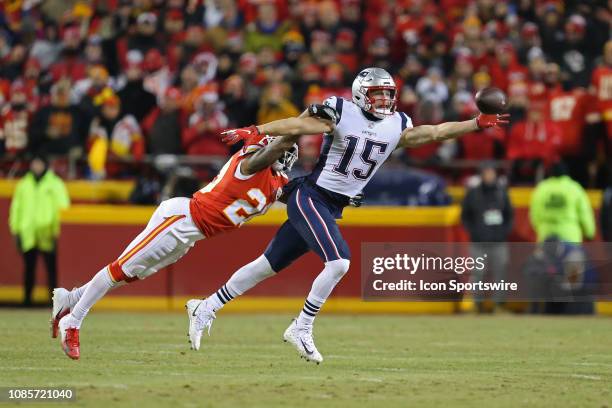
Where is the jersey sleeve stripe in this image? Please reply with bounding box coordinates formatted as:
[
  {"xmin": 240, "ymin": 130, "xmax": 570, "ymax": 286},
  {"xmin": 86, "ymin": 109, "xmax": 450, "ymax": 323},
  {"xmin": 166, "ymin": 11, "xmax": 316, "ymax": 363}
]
[
  {"xmin": 117, "ymin": 215, "xmax": 185, "ymax": 267},
  {"xmin": 400, "ymin": 112, "xmax": 408, "ymax": 131},
  {"xmin": 295, "ymin": 189, "xmax": 330, "ymax": 261},
  {"xmin": 234, "ymin": 159, "xmax": 255, "ymax": 180},
  {"xmin": 335, "ymin": 97, "xmax": 344, "ymax": 124}
]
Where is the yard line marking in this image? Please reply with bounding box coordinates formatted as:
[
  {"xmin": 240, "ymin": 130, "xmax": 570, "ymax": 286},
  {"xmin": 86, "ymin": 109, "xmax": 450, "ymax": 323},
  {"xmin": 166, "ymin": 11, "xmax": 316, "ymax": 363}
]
[{"xmin": 571, "ymin": 374, "xmax": 601, "ymax": 381}]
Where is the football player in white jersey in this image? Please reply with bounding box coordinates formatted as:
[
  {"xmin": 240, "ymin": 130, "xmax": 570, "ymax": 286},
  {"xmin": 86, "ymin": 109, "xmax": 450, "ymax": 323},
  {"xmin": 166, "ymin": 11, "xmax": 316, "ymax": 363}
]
[{"xmin": 186, "ymin": 67, "xmax": 509, "ymax": 363}]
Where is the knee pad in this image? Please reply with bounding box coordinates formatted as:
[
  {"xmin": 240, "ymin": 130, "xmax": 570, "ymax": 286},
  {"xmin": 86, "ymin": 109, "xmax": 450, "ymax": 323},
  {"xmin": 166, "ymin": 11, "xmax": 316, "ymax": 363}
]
[{"xmin": 326, "ymin": 258, "xmax": 350, "ymax": 280}]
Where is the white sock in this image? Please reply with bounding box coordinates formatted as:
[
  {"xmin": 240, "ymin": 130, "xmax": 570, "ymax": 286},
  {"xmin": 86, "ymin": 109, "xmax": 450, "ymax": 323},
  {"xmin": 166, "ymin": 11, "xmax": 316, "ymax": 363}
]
[
  {"xmin": 297, "ymin": 259, "xmax": 350, "ymax": 328},
  {"xmin": 208, "ymin": 255, "xmax": 275, "ymax": 311},
  {"xmin": 68, "ymin": 268, "xmax": 119, "ymax": 328},
  {"xmin": 67, "ymin": 283, "xmax": 89, "ymax": 307}
]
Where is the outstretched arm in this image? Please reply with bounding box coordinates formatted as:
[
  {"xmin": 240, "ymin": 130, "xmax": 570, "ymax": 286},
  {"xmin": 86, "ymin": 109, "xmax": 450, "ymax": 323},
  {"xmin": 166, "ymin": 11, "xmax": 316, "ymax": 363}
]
[
  {"xmin": 397, "ymin": 114, "xmax": 509, "ymax": 149},
  {"xmin": 241, "ymin": 135, "xmax": 299, "ymax": 175},
  {"xmin": 221, "ymin": 115, "xmax": 332, "ymax": 145},
  {"xmin": 221, "ymin": 104, "xmax": 337, "ymax": 146},
  {"xmin": 256, "ymin": 115, "xmax": 334, "ymax": 137}
]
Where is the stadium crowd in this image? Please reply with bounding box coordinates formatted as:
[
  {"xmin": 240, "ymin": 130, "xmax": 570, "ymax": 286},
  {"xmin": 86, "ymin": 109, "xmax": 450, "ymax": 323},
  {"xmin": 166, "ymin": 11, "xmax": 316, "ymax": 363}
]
[{"xmin": 0, "ymin": 0, "xmax": 610, "ymax": 186}]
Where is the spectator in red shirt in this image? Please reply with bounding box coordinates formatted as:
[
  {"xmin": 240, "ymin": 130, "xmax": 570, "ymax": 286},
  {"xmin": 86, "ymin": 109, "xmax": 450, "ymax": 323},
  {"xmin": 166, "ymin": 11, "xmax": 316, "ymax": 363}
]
[
  {"xmin": 489, "ymin": 42, "xmax": 528, "ymax": 94},
  {"xmin": 590, "ymin": 40, "xmax": 612, "ymax": 141},
  {"xmin": 507, "ymin": 104, "xmax": 562, "ymax": 184},
  {"xmin": 143, "ymin": 49, "xmax": 174, "ymax": 103},
  {"xmin": 182, "ymin": 89, "xmax": 229, "ymax": 156},
  {"xmin": 49, "ymin": 27, "xmax": 87, "ymax": 83},
  {"xmin": 449, "ymin": 92, "xmax": 506, "ymax": 165},
  {"xmin": 0, "ymin": 83, "xmax": 30, "ymax": 156},
  {"xmin": 545, "ymin": 62, "xmax": 595, "ymax": 184},
  {"xmin": 319, "ymin": 62, "xmax": 351, "ymax": 102},
  {"xmin": 21, "ymin": 58, "xmax": 43, "ymax": 111},
  {"xmin": 335, "ymin": 29, "xmax": 358, "ymax": 73}
]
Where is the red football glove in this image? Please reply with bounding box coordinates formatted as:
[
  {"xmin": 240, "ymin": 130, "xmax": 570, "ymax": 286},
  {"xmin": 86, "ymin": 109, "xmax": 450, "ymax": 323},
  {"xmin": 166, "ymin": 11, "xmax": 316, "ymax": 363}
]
[
  {"xmin": 220, "ymin": 125, "xmax": 261, "ymax": 146},
  {"xmin": 476, "ymin": 113, "xmax": 510, "ymax": 129}
]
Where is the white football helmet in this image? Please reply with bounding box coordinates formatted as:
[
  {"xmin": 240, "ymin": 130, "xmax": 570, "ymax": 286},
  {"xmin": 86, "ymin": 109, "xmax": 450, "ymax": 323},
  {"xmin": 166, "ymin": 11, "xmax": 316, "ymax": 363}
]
[
  {"xmin": 242, "ymin": 135, "xmax": 299, "ymax": 173},
  {"xmin": 351, "ymin": 67, "xmax": 397, "ymax": 118},
  {"xmin": 273, "ymin": 142, "xmax": 299, "ymax": 173},
  {"xmin": 242, "ymin": 135, "xmax": 298, "ymax": 173}
]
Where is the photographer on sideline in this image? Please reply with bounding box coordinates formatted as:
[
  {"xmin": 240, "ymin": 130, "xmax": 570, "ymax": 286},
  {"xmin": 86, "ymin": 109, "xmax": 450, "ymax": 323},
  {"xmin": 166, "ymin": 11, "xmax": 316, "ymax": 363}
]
[{"xmin": 461, "ymin": 162, "xmax": 514, "ymax": 313}]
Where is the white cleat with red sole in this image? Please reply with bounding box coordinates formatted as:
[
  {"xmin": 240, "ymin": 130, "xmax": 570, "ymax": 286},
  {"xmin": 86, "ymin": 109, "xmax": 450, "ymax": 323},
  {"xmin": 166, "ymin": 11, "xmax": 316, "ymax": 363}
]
[{"xmin": 58, "ymin": 315, "xmax": 80, "ymax": 360}]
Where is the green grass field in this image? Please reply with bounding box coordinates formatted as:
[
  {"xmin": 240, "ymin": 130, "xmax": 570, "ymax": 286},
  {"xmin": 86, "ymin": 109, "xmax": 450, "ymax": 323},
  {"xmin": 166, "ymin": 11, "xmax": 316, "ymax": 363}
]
[{"xmin": 0, "ymin": 310, "xmax": 611, "ymax": 408}]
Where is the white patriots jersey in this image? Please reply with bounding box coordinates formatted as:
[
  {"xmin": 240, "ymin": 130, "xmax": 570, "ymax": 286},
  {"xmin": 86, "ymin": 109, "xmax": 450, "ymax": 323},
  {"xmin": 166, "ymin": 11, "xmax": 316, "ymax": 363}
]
[{"xmin": 309, "ymin": 96, "xmax": 413, "ymax": 197}]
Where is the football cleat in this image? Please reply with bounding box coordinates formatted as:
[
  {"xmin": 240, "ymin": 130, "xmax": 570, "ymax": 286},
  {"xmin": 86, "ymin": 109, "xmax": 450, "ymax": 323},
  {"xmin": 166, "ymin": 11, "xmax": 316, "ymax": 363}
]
[
  {"xmin": 50, "ymin": 288, "xmax": 71, "ymax": 339},
  {"xmin": 283, "ymin": 319, "xmax": 323, "ymax": 364},
  {"xmin": 58, "ymin": 315, "xmax": 80, "ymax": 360},
  {"xmin": 185, "ymin": 298, "xmax": 216, "ymax": 351}
]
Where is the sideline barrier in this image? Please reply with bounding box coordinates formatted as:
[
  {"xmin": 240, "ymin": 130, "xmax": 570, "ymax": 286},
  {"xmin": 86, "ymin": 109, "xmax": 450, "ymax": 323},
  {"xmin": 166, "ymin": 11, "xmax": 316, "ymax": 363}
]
[
  {"xmin": 0, "ymin": 182, "xmax": 605, "ymax": 314},
  {"xmin": 0, "ymin": 179, "xmax": 603, "ymax": 207}
]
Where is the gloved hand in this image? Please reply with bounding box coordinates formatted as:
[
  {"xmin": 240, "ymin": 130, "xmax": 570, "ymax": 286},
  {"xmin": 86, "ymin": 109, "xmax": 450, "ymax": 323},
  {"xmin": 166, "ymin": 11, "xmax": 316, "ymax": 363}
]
[
  {"xmin": 349, "ymin": 192, "xmax": 364, "ymax": 207},
  {"xmin": 308, "ymin": 104, "xmax": 338, "ymax": 123},
  {"xmin": 476, "ymin": 113, "xmax": 510, "ymax": 129},
  {"xmin": 220, "ymin": 125, "xmax": 260, "ymax": 146}
]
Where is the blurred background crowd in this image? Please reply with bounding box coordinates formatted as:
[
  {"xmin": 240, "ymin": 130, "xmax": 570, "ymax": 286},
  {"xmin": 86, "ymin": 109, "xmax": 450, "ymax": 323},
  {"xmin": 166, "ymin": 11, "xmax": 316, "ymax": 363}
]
[{"xmin": 0, "ymin": 0, "xmax": 611, "ymax": 193}]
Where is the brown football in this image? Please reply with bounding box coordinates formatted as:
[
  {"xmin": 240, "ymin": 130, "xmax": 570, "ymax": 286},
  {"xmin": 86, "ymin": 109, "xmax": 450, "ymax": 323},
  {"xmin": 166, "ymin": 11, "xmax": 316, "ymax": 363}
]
[{"xmin": 475, "ymin": 87, "xmax": 508, "ymax": 114}]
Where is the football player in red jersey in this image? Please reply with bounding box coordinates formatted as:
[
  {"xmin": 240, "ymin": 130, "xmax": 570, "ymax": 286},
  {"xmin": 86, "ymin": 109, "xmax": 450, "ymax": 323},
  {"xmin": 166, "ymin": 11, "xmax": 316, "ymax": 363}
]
[{"xmin": 49, "ymin": 127, "xmax": 319, "ymax": 360}]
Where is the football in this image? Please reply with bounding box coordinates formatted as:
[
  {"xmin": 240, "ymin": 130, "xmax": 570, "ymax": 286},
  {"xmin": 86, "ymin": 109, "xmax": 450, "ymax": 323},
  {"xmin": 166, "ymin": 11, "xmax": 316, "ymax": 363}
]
[{"xmin": 475, "ymin": 87, "xmax": 508, "ymax": 114}]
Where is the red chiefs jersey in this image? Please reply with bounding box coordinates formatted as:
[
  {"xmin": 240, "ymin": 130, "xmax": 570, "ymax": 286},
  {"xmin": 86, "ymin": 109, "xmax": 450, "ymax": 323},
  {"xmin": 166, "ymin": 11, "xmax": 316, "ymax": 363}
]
[
  {"xmin": 506, "ymin": 119, "xmax": 562, "ymax": 166},
  {"xmin": 189, "ymin": 150, "xmax": 288, "ymax": 238},
  {"xmin": 0, "ymin": 109, "xmax": 29, "ymax": 154},
  {"xmin": 548, "ymin": 87, "xmax": 590, "ymax": 155},
  {"xmin": 591, "ymin": 66, "xmax": 612, "ymax": 138}
]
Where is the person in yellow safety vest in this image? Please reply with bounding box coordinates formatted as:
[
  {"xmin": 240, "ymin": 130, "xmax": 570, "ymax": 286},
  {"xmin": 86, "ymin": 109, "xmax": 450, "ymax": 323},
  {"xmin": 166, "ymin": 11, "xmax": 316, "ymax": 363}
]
[
  {"xmin": 9, "ymin": 156, "xmax": 70, "ymax": 306},
  {"xmin": 529, "ymin": 161, "xmax": 595, "ymax": 243}
]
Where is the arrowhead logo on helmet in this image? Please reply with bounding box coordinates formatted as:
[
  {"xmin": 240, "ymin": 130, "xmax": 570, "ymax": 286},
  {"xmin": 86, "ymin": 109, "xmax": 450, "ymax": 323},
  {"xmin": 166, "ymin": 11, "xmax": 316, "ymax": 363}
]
[{"xmin": 352, "ymin": 67, "xmax": 397, "ymax": 119}]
